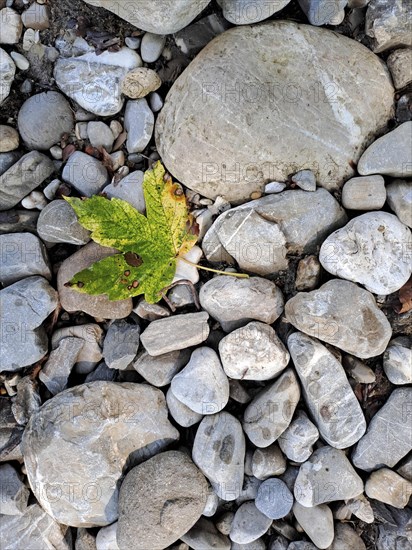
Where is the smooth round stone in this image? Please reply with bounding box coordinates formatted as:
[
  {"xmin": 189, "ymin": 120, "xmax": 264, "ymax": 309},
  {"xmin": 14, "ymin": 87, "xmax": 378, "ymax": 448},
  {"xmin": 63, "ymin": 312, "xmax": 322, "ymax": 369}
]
[
  {"xmin": 230, "ymin": 501, "xmax": 272, "ymax": 544},
  {"xmin": 383, "ymin": 337, "xmax": 412, "ymax": 385},
  {"xmin": 319, "ymin": 212, "xmax": 412, "ymax": 295},
  {"xmin": 10, "ymin": 51, "xmax": 29, "ymax": 71},
  {"xmin": 341, "ymin": 175, "xmax": 386, "ymax": 210},
  {"xmin": 357, "ymin": 122, "xmax": 412, "ymax": 178},
  {"xmin": 166, "ymin": 387, "xmax": 203, "ymax": 428},
  {"xmin": 156, "ymin": 21, "xmax": 394, "ymax": 201},
  {"xmin": 141, "ymin": 32, "xmax": 166, "ymax": 62},
  {"xmin": 117, "ymin": 451, "xmax": 208, "ymax": 549},
  {"xmin": 329, "ymin": 523, "xmax": 366, "ymax": 550},
  {"xmin": 199, "ymin": 275, "xmax": 284, "ymax": 332},
  {"xmin": 278, "ymin": 410, "xmax": 319, "ymax": 463},
  {"xmin": 251, "ymin": 444, "xmax": 287, "ymax": 480},
  {"xmin": 192, "ymin": 412, "xmax": 245, "ymax": 501},
  {"xmin": 293, "ymin": 502, "xmax": 334, "ymax": 549},
  {"xmin": 124, "ymin": 98, "xmax": 154, "ymax": 153},
  {"xmin": 104, "ymin": 170, "xmax": 145, "ymax": 212},
  {"xmin": 171, "ymin": 347, "xmax": 229, "ymax": 414},
  {"xmin": 23, "ymin": 382, "xmax": 179, "ymax": 527},
  {"xmin": 386, "ymin": 179, "xmax": 412, "ymax": 228},
  {"xmin": 285, "ymin": 279, "xmax": 392, "ymax": 359},
  {"xmin": 83, "ymin": 0, "xmax": 211, "ymax": 34},
  {"xmin": 96, "ymin": 523, "xmax": 119, "ymax": 550},
  {"xmin": 219, "ymin": 321, "xmax": 290, "ymax": 380},
  {"xmin": 37, "ymin": 200, "xmax": 91, "ymax": 245},
  {"xmin": 0, "ymin": 125, "xmax": 19, "ymax": 152},
  {"xmin": 87, "ymin": 121, "xmax": 114, "ymax": 152},
  {"xmin": 62, "ymin": 151, "xmax": 109, "ymax": 196},
  {"xmin": 243, "ymin": 369, "xmax": 300, "ymax": 448},
  {"xmin": 291, "ymin": 169, "xmax": 316, "ymax": 191},
  {"xmin": 218, "ymin": 0, "xmax": 291, "ymax": 24},
  {"xmin": 255, "ymin": 478, "xmax": 293, "ymax": 520},
  {"xmin": 121, "ymin": 67, "xmax": 161, "ymax": 99},
  {"xmin": 17, "ymin": 92, "xmax": 74, "ymax": 150}
]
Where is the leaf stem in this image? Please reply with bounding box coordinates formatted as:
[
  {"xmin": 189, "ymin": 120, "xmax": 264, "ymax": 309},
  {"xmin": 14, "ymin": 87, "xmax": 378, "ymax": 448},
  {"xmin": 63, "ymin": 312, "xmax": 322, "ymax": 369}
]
[{"xmin": 179, "ymin": 257, "xmax": 249, "ymax": 278}]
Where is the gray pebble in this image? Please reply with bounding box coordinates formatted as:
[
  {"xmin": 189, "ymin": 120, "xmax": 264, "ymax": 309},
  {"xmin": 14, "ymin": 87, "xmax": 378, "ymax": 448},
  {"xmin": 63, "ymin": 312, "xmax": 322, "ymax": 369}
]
[
  {"xmin": 341, "ymin": 175, "xmax": 386, "ymax": 210},
  {"xmin": 62, "ymin": 151, "xmax": 109, "ymax": 196},
  {"xmin": 291, "ymin": 169, "xmax": 316, "ymax": 191},
  {"xmin": 141, "ymin": 32, "xmax": 166, "ymax": 63},
  {"xmin": 0, "ymin": 463, "xmax": 29, "ymax": 516},
  {"xmin": 39, "ymin": 336, "xmax": 84, "ymax": 395},
  {"xmin": 133, "ymin": 348, "xmax": 190, "ymax": 387},
  {"xmin": 230, "ymin": 501, "xmax": 272, "ymax": 544},
  {"xmin": 293, "ymin": 502, "xmax": 334, "ymax": 549},
  {"xmin": 386, "ymin": 179, "xmax": 412, "ymax": 228},
  {"xmin": 37, "ymin": 199, "xmax": 91, "ymax": 245},
  {"xmin": 278, "ymin": 410, "xmax": 319, "ymax": 463},
  {"xmin": 104, "ymin": 170, "xmax": 145, "ymax": 212},
  {"xmin": 383, "ymin": 337, "xmax": 412, "ymax": 385},
  {"xmin": 166, "ymin": 387, "xmax": 203, "ymax": 427},
  {"xmin": 17, "ymin": 92, "xmax": 74, "ymax": 150},
  {"xmin": 255, "ymin": 478, "xmax": 294, "ymax": 520},
  {"xmin": 149, "ymin": 91, "xmax": 163, "ymax": 112},
  {"xmin": 252, "ymin": 444, "xmax": 287, "ymax": 480},
  {"xmin": 87, "ymin": 121, "xmax": 115, "ymax": 152},
  {"xmin": 124, "ymin": 98, "xmax": 154, "ymax": 153},
  {"xmin": 103, "ymin": 319, "xmax": 141, "ymax": 370},
  {"xmin": 0, "ymin": 232, "xmax": 51, "ymax": 286}
]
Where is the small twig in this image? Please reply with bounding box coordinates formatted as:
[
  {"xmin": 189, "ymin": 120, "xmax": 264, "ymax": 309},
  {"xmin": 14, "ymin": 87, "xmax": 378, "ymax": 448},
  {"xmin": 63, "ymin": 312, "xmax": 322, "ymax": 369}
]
[{"xmin": 179, "ymin": 257, "xmax": 249, "ymax": 278}]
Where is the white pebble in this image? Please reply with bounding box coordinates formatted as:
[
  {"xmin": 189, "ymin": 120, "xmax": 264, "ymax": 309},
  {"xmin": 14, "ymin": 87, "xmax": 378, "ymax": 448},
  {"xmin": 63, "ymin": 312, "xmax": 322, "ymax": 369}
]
[
  {"xmin": 49, "ymin": 145, "xmax": 63, "ymax": 160},
  {"xmin": 75, "ymin": 122, "xmax": 88, "ymax": 140},
  {"xmin": 110, "ymin": 151, "xmax": 125, "ymax": 170},
  {"xmin": 265, "ymin": 181, "xmax": 286, "ymax": 194},
  {"xmin": 10, "ymin": 51, "xmax": 29, "ymax": 70},
  {"xmin": 141, "ymin": 32, "xmax": 166, "ymax": 63},
  {"xmin": 21, "ymin": 190, "xmax": 48, "ymax": 210},
  {"xmin": 125, "ymin": 36, "xmax": 141, "ymax": 50}
]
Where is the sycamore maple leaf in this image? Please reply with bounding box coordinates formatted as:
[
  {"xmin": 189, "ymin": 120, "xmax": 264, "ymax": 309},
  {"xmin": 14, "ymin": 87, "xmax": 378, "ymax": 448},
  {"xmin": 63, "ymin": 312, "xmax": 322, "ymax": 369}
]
[{"xmin": 64, "ymin": 161, "xmax": 198, "ymax": 303}]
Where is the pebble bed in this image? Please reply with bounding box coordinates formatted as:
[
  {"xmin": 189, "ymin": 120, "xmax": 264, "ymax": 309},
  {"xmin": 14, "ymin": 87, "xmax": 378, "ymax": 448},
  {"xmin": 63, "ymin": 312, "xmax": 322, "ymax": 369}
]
[{"xmin": 0, "ymin": 1, "xmax": 411, "ymax": 549}]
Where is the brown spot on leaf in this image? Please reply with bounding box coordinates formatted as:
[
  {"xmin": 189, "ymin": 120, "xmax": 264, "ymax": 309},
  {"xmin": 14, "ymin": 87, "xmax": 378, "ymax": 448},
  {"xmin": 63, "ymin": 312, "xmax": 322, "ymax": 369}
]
[
  {"xmin": 132, "ymin": 280, "xmax": 139, "ymax": 288},
  {"xmin": 124, "ymin": 252, "xmax": 143, "ymax": 267},
  {"xmin": 124, "ymin": 270, "xmax": 130, "ymax": 277}
]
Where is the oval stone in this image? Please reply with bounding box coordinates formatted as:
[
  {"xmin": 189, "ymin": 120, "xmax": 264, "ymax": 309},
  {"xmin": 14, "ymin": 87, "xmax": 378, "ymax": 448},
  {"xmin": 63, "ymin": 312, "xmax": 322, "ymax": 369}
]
[{"xmin": 156, "ymin": 21, "xmax": 394, "ymax": 202}]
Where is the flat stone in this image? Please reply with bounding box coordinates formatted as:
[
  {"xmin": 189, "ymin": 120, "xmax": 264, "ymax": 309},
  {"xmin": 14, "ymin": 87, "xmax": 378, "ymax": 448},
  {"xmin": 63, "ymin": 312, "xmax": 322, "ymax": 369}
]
[
  {"xmin": 0, "ymin": 463, "xmax": 29, "ymax": 515},
  {"xmin": 18, "ymin": 92, "xmax": 74, "ymax": 150},
  {"xmin": 298, "ymin": 0, "xmax": 346, "ymax": 25},
  {"xmin": 285, "ymin": 279, "xmax": 392, "ymax": 358},
  {"xmin": 387, "ymin": 49, "xmax": 412, "ymax": 90},
  {"xmin": 251, "ymin": 444, "xmax": 287, "ymax": 480},
  {"xmin": 319, "ymin": 212, "xmax": 412, "ymax": 295},
  {"xmin": 54, "ymin": 48, "xmax": 142, "ymax": 116},
  {"xmin": 0, "ymin": 8, "xmax": 22, "ymax": 44},
  {"xmin": 140, "ymin": 312, "xmax": 209, "ymax": 356},
  {"xmin": 181, "ymin": 517, "xmax": 231, "ymax": 550},
  {"xmin": 166, "ymin": 387, "xmax": 203, "ymax": 427},
  {"xmin": 192, "ymin": 411, "xmax": 245, "ymax": 501},
  {"xmin": 293, "ymin": 502, "xmax": 334, "ymax": 549},
  {"xmin": 104, "ymin": 170, "xmax": 145, "ymax": 212},
  {"xmin": 174, "ymin": 13, "xmax": 230, "ymax": 57},
  {"xmin": 0, "ymin": 209, "xmax": 38, "ymax": 235},
  {"xmin": 0, "ymin": 125, "xmax": 19, "ymax": 152},
  {"xmin": 57, "ymin": 242, "xmax": 133, "ymax": 319},
  {"xmin": 62, "ymin": 151, "xmax": 109, "ymax": 196},
  {"xmin": 133, "ymin": 298, "xmax": 170, "ymax": 321},
  {"xmin": 329, "ymin": 523, "xmax": 366, "ymax": 550},
  {"xmin": 294, "ymin": 446, "xmax": 364, "ymax": 507},
  {"xmin": 52, "ymin": 323, "xmax": 103, "ymax": 374},
  {"xmin": 343, "ymin": 355, "xmax": 376, "ymax": 384},
  {"xmin": 352, "ymin": 388, "xmax": 412, "ymax": 471},
  {"xmin": 365, "ymin": 468, "xmax": 412, "ymax": 508},
  {"xmin": 358, "ymin": 122, "xmax": 412, "ymax": 178},
  {"xmin": 0, "ymin": 232, "xmax": 51, "ymax": 286},
  {"xmin": 383, "ymin": 337, "xmax": 412, "ymax": 385},
  {"xmin": 278, "ymin": 410, "xmax": 319, "ymax": 463},
  {"xmin": 203, "ymin": 190, "xmax": 347, "ymax": 275},
  {"xmin": 288, "ymin": 332, "xmax": 366, "ymax": 448},
  {"xmin": 365, "ymin": 0, "xmax": 412, "ymax": 52},
  {"xmin": 96, "ymin": 523, "xmax": 119, "ymax": 550},
  {"xmin": 0, "ymin": 48, "xmax": 15, "ymax": 106},
  {"xmin": 341, "ymin": 175, "xmax": 386, "ymax": 210},
  {"xmin": 11, "ymin": 375, "xmax": 41, "ymax": 425},
  {"xmin": 397, "ymin": 455, "xmax": 412, "ymax": 482},
  {"xmin": 0, "ymin": 151, "xmax": 21, "ymax": 176},
  {"xmin": 230, "ymin": 501, "xmax": 272, "ymax": 544},
  {"xmin": 171, "ymin": 347, "xmax": 229, "ymax": 414},
  {"xmin": 103, "ymin": 319, "xmax": 140, "ymax": 370},
  {"xmin": 117, "ymin": 451, "xmax": 208, "ymax": 549},
  {"xmin": 219, "ymin": 321, "xmax": 290, "ymax": 380},
  {"xmin": 87, "ymin": 121, "xmax": 114, "ymax": 152},
  {"xmin": 0, "ymin": 151, "xmax": 54, "ymax": 211},
  {"xmin": 121, "ymin": 67, "xmax": 161, "ymax": 99},
  {"xmin": 133, "ymin": 348, "xmax": 190, "ymax": 387},
  {"xmin": 37, "ymin": 199, "xmax": 91, "ymax": 245},
  {"xmin": 124, "ymin": 99, "xmax": 154, "ymax": 153},
  {"xmin": 39, "ymin": 336, "xmax": 84, "ymax": 395},
  {"xmin": 219, "ymin": 0, "xmax": 291, "ymax": 24},
  {"xmin": 255, "ymin": 478, "xmax": 294, "ymax": 520},
  {"xmin": 0, "ymin": 503, "xmax": 71, "ymax": 549},
  {"xmin": 199, "ymin": 275, "xmax": 284, "ymax": 332},
  {"xmin": 295, "ymin": 255, "xmax": 321, "ymax": 291},
  {"xmin": 0, "ymin": 276, "xmax": 58, "ymax": 372},
  {"xmin": 23, "ymin": 381, "xmax": 179, "ymax": 527},
  {"xmin": 243, "ymin": 368, "xmax": 300, "ymax": 448},
  {"xmin": 156, "ymin": 21, "xmax": 394, "ymax": 201},
  {"xmin": 386, "ymin": 179, "xmax": 412, "ymax": 228}
]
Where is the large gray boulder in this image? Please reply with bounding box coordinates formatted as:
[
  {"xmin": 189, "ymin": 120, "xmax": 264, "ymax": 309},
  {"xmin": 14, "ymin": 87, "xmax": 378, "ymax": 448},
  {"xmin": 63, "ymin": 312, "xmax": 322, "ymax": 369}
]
[
  {"xmin": 83, "ymin": 0, "xmax": 211, "ymax": 34},
  {"xmin": 23, "ymin": 382, "xmax": 179, "ymax": 527},
  {"xmin": 156, "ymin": 21, "xmax": 394, "ymax": 202}
]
